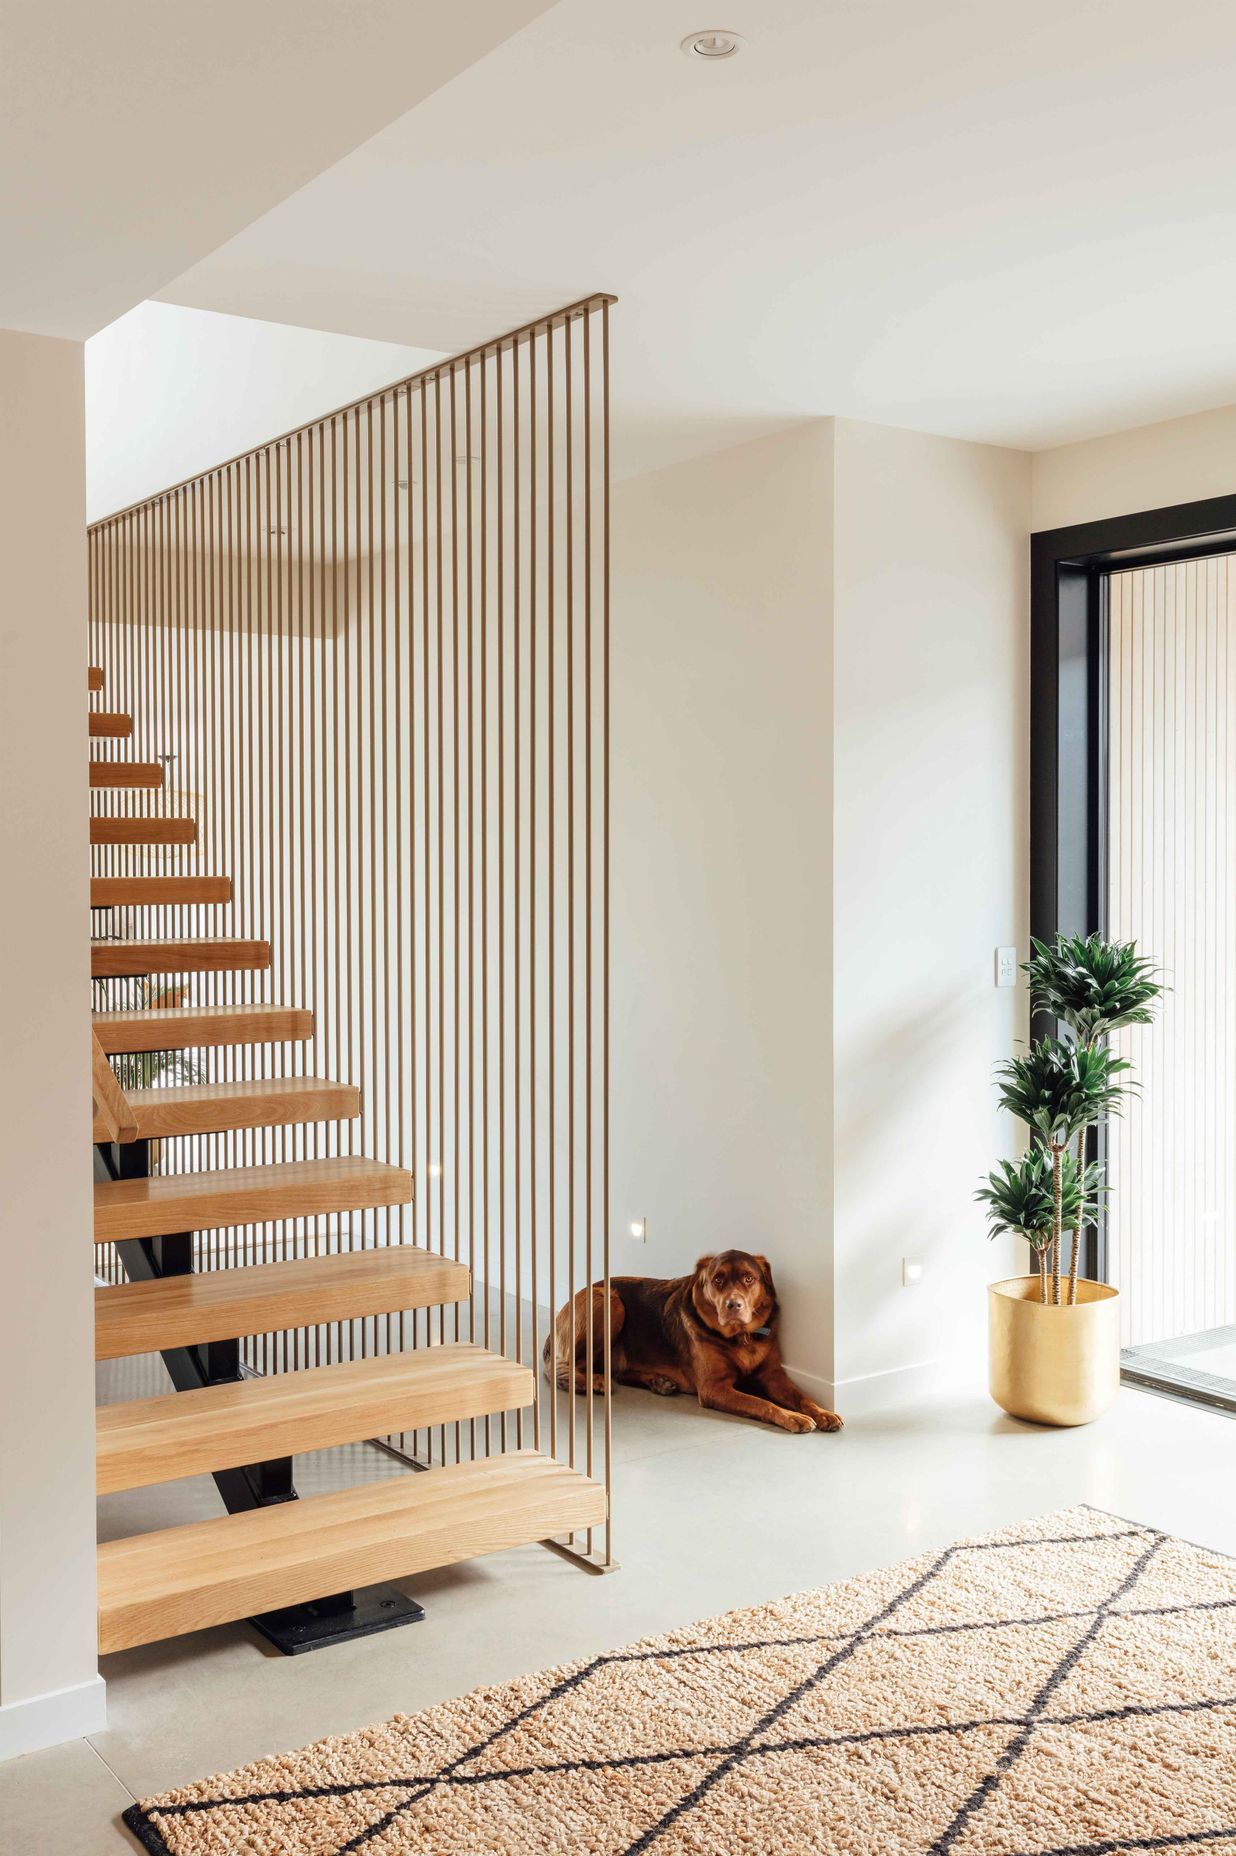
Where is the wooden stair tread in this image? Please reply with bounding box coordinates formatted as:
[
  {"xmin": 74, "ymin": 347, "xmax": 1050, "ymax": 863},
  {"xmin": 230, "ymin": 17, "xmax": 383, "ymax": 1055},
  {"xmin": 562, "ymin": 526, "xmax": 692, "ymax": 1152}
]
[
  {"xmin": 97, "ymin": 1344, "xmax": 530, "ymax": 1493},
  {"xmin": 93, "ymin": 1001, "xmax": 310, "ymax": 1054},
  {"xmin": 88, "ymin": 665, "xmax": 104, "ymax": 691},
  {"xmin": 93, "ymin": 1076, "xmax": 360, "ymax": 1143},
  {"xmin": 91, "ymin": 1002, "xmax": 308, "ymax": 1061},
  {"xmin": 89, "ymin": 713, "xmax": 133, "ymax": 739},
  {"xmin": 91, "ymin": 937, "xmax": 271, "ymax": 978},
  {"xmin": 89, "ymin": 761, "xmax": 163, "ymax": 789},
  {"xmin": 90, "ymin": 817, "xmax": 196, "ymax": 845},
  {"xmin": 94, "ymin": 1156, "xmax": 411, "ymax": 1242},
  {"xmin": 95, "ymin": 1244, "xmax": 468, "ymax": 1360},
  {"xmin": 91, "ymin": 875, "xmax": 232, "ymax": 908},
  {"xmin": 97, "ymin": 1451, "xmax": 606, "ymax": 1652}
]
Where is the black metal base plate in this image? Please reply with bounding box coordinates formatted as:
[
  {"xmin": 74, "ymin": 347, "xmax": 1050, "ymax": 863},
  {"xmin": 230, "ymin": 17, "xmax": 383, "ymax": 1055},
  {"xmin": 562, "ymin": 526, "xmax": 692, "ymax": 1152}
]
[{"xmin": 248, "ymin": 1585, "xmax": 426, "ymax": 1655}]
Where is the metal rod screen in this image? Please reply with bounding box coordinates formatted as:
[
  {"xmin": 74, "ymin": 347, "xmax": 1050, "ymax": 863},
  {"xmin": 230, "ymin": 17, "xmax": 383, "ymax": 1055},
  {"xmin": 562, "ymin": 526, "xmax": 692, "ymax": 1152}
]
[{"xmin": 89, "ymin": 294, "xmax": 615, "ymax": 1564}]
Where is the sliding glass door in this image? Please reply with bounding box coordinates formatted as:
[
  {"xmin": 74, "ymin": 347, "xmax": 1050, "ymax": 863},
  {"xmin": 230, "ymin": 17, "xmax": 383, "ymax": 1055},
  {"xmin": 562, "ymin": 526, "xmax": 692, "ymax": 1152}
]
[
  {"xmin": 1107, "ymin": 555, "xmax": 1236, "ymax": 1402},
  {"xmin": 1031, "ymin": 497, "xmax": 1236, "ymax": 1414}
]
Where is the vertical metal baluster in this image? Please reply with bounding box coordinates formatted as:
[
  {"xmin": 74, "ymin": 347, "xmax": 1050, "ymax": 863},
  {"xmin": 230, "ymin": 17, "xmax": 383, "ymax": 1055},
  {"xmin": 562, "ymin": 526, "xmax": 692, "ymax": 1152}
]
[
  {"xmin": 331, "ymin": 413, "xmax": 343, "ymax": 1360},
  {"xmin": 449, "ymin": 360, "xmax": 462, "ymax": 1466},
  {"xmin": 378, "ymin": 399, "xmax": 392, "ymax": 1364},
  {"xmin": 601, "ymin": 298, "xmax": 613, "ymax": 1563},
  {"xmin": 497, "ymin": 343, "xmax": 508, "ymax": 1453},
  {"xmin": 583, "ymin": 309, "xmax": 595, "ymax": 1531},
  {"xmin": 480, "ymin": 353, "xmax": 491, "ymax": 1456},
  {"xmin": 364, "ymin": 401, "xmax": 378, "ymax": 1359},
  {"xmin": 312, "ymin": 424, "xmax": 325, "ymax": 1357},
  {"xmin": 547, "ymin": 320, "xmax": 557, "ymax": 1466},
  {"xmin": 421, "ymin": 377, "xmax": 433, "ymax": 1455},
  {"xmin": 406, "ymin": 385, "xmax": 420, "ymax": 1444},
  {"xmin": 392, "ymin": 386, "xmax": 407, "ymax": 1394},
  {"xmin": 565, "ymin": 312, "xmax": 577, "ymax": 1491},
  {"xmin": 513, "ymin": 338, "xmax": 523, "ymax": 1451},
  {"xmin": 294, "ymin": 431, "xmax": 308, "ymax": 1326},
  {"xmin": 465, "ymin": 356, "xmax": 477, "ymax": 1462},
  {"xmin": 523, "ymin": 326, "xmax": 534, "ymax": 1455}
]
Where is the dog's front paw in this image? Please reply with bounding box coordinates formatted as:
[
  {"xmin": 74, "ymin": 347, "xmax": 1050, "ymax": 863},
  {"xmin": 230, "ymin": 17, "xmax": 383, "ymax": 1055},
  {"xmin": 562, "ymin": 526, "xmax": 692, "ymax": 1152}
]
[
  {"xmin": 647, "ymin": 1375, "xmax": 680, "ymax": 1396},
  {"xmin": 806, "ymin": 1403, "xmax": 843, "ymax": 1432},
  {"xmin": 778, "ymin": 1410, "xmax": 816, "ymax": 1433}
]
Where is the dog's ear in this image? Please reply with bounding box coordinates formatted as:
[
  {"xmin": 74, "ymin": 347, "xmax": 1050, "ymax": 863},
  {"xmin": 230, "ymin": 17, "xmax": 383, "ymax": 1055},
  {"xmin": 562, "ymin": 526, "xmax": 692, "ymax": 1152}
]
[
  {"xmin": 753, "ymin": 1254, "xmax": 774, "ymax": 1285},
  {"xmin": 694, "ymin": 1253, "xmax": 716, "ymax": 1275}
]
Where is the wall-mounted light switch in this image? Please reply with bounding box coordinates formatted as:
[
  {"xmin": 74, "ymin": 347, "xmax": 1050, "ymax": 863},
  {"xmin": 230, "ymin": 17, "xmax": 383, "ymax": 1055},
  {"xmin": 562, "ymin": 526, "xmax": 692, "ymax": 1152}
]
[
  {"xmin": 628, "ymin": 1217, "xmax": 648, "ymax": 1244},
  {"xmin": 996, "ymin": 946, "xmax": 1018, "ymax": 988}
]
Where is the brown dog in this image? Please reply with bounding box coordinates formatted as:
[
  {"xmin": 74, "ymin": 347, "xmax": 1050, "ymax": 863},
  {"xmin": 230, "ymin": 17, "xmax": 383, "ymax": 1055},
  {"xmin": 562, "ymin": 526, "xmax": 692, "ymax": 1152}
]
[{"xmin": 543, "ymin": 1250, "xmax": 842, "ymax": 1434}]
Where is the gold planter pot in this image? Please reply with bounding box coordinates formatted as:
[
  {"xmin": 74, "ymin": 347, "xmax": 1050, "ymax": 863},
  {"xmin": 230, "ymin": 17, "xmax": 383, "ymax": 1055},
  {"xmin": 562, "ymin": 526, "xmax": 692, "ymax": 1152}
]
[{"xmin": 988, "ymin": 1276, "xmax": 1120, "ymax": 1427}]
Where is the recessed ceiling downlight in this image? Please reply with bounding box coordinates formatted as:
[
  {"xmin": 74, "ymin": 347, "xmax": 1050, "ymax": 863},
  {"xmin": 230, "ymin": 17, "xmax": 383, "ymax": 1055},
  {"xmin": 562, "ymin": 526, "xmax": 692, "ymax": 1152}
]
[{"xmin": 680, "ymin": 28, "xmax": 744, "ymax": 59}]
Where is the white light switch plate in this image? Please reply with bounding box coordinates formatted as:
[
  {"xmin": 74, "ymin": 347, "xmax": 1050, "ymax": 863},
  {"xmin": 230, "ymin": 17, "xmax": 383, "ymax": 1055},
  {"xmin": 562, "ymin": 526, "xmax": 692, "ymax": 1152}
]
[{"xmin": 996, "ymin": 946, "xmax": 1018, "ymax": 988}]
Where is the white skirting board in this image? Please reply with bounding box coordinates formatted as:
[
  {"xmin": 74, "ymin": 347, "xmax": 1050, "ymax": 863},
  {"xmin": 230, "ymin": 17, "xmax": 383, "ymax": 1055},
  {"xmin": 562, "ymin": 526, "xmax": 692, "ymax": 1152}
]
[
  {"xmin": 787, "ymin": 1352, "xmax": 983, "ymax": 1420},
  {"xmin": 0, "ymin": 1674, "xmax": 107, "ymax": 1763}
]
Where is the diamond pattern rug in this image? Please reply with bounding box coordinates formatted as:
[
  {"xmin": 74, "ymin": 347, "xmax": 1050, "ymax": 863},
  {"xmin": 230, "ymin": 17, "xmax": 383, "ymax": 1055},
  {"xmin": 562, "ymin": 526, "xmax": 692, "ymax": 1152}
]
[{"xmin": 122, "ymin": 1505, "xmax": 1236, "ymax": 1856}]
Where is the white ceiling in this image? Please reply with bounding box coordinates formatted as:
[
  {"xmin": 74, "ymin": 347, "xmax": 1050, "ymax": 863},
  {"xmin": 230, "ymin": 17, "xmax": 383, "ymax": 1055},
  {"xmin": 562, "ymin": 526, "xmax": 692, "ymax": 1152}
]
[
  {"xmin": 0, "ymin": 0, "xmax": 550, "ymax": 339},
  {"xmin": 156, "ymin": 0, "xmax": 1236, "ymax": 474}
]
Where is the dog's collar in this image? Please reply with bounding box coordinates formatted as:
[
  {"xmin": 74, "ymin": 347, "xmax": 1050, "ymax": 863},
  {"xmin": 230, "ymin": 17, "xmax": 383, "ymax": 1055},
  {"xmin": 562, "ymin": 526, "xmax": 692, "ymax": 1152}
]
[{"xmin": 752, "ymin": 1325, "xmax": 772, "ymax": 1338}]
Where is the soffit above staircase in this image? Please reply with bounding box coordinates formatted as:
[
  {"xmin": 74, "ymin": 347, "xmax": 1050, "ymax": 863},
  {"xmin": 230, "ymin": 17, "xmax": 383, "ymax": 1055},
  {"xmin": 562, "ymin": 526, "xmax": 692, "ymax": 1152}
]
[
  {"xmin": 0, "ymin": 0, "xmax": 552, "ymax": 340},
  {"xmin": 158, "ymin": 0, "xmax": 1236, "ymax": 468}
]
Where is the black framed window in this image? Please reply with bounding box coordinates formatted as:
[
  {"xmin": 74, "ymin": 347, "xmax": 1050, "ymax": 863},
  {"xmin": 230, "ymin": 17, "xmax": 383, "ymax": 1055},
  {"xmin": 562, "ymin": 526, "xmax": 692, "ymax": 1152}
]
[{"xmin": 1032, "ymin": 491, "xmax": 1236, "ymax": 1408}]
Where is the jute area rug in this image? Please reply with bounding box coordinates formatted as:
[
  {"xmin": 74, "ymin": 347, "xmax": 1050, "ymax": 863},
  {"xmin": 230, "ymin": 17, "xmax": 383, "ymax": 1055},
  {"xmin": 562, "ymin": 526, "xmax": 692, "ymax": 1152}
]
[{"xmin": 124, "ymin": 1505, "xmax": 1236, "ymax": 1856}]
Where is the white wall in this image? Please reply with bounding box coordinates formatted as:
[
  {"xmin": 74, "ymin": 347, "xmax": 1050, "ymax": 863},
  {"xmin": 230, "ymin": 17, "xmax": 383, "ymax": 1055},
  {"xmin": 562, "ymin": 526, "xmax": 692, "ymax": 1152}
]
[
  {"xmin": 0, "ymin": 330, "xmax": 104, "ymax": 1757},
  {"xmin": 1033, "ymin": 400, "xmax": 1236, "ymax": 531},
  {"xmin": 612, "ymin": 425, "xmax": 836, "ymax": 1387},
  {"xmin": 85, "ymin": 302, "xmax": 443, "ymax": 522},
  {"xmin": 613, "ymin": 418, "xmax": 1030, "ymax": 1413},
  {"xmin": 831, "ymin": 420, "xmax": 1030, "ymax": 1409}
]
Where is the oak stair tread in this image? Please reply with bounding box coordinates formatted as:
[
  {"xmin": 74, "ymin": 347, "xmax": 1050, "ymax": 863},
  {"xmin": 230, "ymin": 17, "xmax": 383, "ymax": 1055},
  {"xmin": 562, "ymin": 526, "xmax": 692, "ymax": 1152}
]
[
  {"xmin": 92, "ymin": 1075, "xmax": 359, "ymax": 1143},
  {"xmin": 89, "ymin": 761, "xmax": 163, "ymax": 789},
  {"xmin": 97, "ymin": 1450, "xmax": 606, "ymax": 1653},
  {"xmin": 91, "ymin": 875, "xmax": 232, "ymax": 908},
  {"xmin": 88, "ymin": 665, "xmax": 104, "ymax": 691},
  {"xmin": 88, "ymin": 713, "xmax": 133, "ymax": 739},
  {"xmin": 93, "ymin": 1001, "xmax": 310, "ymax": 1054},
  {"xmin": 94, "ymin": 1155, "xmax": 411, "ymax": 1242},
  {"xmin": 96, "ymin": 1244, "xmax": 468, "ymax": 1361},
  {"xmin": 91, "ymin": 937, "xmax": 271, "ymax": 978},
  {"xmin": 90, "ymin": 817, "xmax": 196, "ymax": 846},
  {"xmin": 96, "ymin": 1344, "xmax": 531, "ymax": 1494}
]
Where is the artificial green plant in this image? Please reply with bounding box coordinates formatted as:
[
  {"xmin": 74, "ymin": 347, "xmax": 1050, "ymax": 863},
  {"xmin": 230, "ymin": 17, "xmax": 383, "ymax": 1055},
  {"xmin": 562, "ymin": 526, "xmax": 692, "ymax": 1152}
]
[{"xmin": 977, "ymin": 933, "xmax": 1162, "ymax": 1306}]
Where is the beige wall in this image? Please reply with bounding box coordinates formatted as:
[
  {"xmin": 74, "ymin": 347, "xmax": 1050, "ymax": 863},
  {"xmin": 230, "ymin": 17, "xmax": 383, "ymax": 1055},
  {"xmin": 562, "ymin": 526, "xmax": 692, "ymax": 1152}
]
[
  {"xmin": 0, "ymin": 330, "xmax": 103, "ymax": 1756},
  {"xmin": 831, "ymin": 419, "xmax": 1029, "ymax": 1407},
  {"xmin": 1033, "ymin": 400, "xmax": 1236, "ymax": 531},
  {"xmin": 612, "ymin": 424, "xmax": 836, "ymax": 1386}
]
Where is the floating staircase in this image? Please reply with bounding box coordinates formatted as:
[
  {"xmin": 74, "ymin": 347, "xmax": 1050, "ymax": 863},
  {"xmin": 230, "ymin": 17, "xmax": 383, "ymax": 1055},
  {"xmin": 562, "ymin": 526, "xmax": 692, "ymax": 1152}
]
[{"xmin": 89, "ymin": 664, "xmax": 605, "ymax": 1656}]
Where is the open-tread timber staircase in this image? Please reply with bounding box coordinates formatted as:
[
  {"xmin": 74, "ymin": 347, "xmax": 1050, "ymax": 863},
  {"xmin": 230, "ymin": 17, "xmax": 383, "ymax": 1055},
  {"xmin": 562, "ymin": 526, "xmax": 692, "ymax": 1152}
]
[{"xmin": 88, "ymin": 665, "xmax": 605, "ymax": 1656}]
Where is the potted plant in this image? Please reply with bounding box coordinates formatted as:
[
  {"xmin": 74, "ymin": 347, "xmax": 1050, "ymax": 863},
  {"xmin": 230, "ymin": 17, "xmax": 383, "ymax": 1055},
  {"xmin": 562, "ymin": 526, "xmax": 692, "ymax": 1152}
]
[{"xmin": 977, "ymin": 933, "xmax": 1161, "ymax": 1426}]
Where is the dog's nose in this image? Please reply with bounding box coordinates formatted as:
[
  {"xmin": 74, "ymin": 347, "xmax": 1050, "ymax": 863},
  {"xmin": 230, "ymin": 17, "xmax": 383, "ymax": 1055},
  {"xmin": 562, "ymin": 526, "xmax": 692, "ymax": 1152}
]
[{"xmin": 724, "ymin": 1296, "xmax": 744, "ymax": 1312}]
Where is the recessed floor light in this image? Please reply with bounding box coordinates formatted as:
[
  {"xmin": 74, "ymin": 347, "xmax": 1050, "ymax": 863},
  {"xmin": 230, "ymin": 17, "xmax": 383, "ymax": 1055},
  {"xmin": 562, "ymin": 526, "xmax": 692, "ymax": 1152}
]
[{"xmin": 680, "ymin": 27, "xmax": 745, "ymax": 60}]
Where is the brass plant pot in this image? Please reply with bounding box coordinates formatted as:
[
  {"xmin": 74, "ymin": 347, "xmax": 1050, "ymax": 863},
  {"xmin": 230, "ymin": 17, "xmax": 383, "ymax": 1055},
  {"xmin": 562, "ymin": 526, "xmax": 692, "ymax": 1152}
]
[{"xmin": 988, "ymin": 1275, "xmax": 1120, "ymax": 1427}]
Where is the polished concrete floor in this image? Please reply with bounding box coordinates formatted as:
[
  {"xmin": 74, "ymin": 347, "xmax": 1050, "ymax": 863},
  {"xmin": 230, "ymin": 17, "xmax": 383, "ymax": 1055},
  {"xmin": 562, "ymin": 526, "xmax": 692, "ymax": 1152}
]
[{"xmin": 4, "ymin": 1377, "xmax": 1236, "ymax": 1854}]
